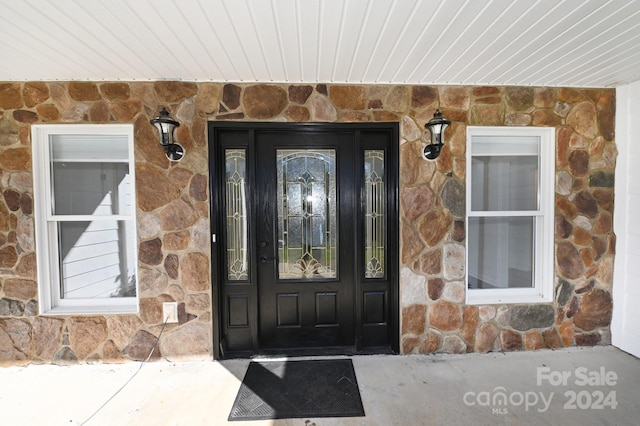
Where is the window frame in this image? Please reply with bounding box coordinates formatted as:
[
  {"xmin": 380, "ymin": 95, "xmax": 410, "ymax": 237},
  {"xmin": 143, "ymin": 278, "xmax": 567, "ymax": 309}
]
[
  {"xmin": 465, "ymin": 126, "xmax": 555, "ymax": 305},
  {"xmin": 32, "ymin": 124, "xmax": 139, "ymax": 315}
]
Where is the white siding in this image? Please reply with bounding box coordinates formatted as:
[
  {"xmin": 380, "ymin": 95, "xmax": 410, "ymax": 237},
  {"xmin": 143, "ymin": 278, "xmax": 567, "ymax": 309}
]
[{"xmin": 612, "ymin": 81, "xmax": 640, "ymax": 357}]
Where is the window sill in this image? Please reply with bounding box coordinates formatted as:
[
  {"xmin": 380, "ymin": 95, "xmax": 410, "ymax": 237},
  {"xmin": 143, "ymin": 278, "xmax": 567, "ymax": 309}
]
[
  {"xmin": 466, "ymin": 291, "xmax": 552, "ymax": 305},
  {"xmin": 40, "ymin": 304, "xmax": 139, "ymax": 316}
]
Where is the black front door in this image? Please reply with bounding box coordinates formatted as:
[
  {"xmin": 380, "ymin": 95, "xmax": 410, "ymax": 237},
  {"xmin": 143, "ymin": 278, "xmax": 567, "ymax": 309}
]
[
  {"xmin": 209, "ymin": 123, "xmax": 399, "ymax": 358},
  {"xmin": 255, "ymin": 131, "xmax": 355, "ymax": 348}
]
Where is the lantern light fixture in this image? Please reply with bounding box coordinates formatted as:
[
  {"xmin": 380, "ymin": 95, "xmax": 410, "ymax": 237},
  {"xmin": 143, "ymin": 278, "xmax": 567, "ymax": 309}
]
[
  {"xmin": 423, "ymin": 109, "xmax": 451, "ymax": 160},
  {"xmin": 150, "ymin": 107, "xmax": 185, "ymax": 161}
]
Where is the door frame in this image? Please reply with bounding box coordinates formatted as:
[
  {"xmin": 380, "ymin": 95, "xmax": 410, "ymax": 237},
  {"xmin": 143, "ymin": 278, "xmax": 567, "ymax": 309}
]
[{"xmin": 208, "ymin": 122, "xmax": 399, "ymax": 359}]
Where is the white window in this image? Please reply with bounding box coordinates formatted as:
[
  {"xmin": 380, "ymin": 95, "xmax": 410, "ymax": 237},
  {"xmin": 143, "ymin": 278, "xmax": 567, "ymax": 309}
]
[
  {"xmin": 466, "ymin": 126, "xmax": 554, "ymax": 304},
  {"xmin": 32, "ymin": 124, "xmax": 138, "ymax": 315}
]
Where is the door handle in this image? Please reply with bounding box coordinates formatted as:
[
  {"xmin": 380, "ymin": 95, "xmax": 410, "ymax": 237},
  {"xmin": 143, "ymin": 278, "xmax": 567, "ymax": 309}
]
[{"xmin": 260, "ymin": 256, "xmax": 277, "ymax": 263}]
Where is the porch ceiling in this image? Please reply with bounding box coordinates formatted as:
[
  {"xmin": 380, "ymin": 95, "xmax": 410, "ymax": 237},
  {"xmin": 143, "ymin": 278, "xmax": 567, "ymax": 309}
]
[{"xmin": 1, "ymin": 0, "xmax": 639, "ymax": 88}]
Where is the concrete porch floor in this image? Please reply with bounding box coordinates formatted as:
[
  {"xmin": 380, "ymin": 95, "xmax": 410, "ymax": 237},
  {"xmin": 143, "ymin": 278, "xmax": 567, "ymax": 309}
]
[{"xmin": 1, "ymin": 345, "xmax": 638, "ymax": 425}]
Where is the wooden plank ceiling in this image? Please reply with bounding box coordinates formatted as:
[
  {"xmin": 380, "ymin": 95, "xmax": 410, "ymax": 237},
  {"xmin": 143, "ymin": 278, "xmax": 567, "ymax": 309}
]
[{"xmin": 1, "ymin": 0, "xmax": 639, "ymax": 87}]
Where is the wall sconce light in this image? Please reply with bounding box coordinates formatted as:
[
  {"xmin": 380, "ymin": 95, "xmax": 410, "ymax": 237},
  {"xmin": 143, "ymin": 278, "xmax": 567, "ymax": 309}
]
[
  {"xmin": 423, "ymin": 109, "xmax": 451, "ymax": 160},
  {"xmin": 150, "ymin": 107, "xmax": 185, "ymax": 161}
]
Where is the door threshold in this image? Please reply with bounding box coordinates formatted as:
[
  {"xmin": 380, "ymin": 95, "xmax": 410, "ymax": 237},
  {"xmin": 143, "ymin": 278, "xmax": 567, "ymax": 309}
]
[{"xmin": 224, "ymin": 345, "xmax": 395, "ymax": 360}]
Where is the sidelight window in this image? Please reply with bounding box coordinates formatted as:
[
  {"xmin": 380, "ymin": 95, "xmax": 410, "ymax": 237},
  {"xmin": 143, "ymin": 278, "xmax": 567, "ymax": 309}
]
[
  {"xmin": 364, "ymin": 150, "xmax": 385, "ymax": 279},
  {"xmin": 225, "ymin": 149, "xmax": 249, "ymax": 281}
]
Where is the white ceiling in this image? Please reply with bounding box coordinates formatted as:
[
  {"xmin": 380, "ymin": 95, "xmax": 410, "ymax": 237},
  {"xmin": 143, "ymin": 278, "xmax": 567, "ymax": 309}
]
[{"xmin": 1, "ymin": 0, "xmax": 640, "ymax": 88}]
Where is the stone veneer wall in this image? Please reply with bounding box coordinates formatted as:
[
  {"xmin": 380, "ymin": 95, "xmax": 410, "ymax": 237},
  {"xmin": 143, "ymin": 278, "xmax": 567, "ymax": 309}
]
[{"xmin": 0, "ymin": 81, "xmax": 615, "ymax": 364}]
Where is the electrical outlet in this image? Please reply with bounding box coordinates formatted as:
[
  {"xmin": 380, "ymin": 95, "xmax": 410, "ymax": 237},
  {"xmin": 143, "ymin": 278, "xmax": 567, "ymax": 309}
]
[{"xmin": 163, "ymin": 302, "xmax": 178, "ymax": 323}]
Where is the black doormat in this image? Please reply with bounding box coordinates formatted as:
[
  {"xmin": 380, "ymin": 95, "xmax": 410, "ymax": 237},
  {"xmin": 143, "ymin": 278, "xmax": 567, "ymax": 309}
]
[{"xmin": 228, "ymin": 359, "xmax": 365, "ymax": 420}]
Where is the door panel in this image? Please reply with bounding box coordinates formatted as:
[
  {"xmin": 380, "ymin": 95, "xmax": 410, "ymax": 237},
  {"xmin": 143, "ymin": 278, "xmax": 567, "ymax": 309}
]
[
  {"xmin": 256, "ymin": 132, "xmax": 354, "ymax": 348},
  {"xmin": 210, "ymin": 123, "xmax": 399, "ymax": 357}
]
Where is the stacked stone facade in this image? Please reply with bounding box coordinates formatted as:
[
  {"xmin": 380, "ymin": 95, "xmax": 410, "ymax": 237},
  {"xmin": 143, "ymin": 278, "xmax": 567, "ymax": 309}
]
[{"xmin": 0, "ymin": 81, "xmax": 615, "ymax": 364}]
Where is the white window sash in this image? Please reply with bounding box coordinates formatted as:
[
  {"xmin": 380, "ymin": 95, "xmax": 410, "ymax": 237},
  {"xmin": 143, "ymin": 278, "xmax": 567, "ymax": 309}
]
[{"xmin": 468, "ymin": 211, "xmax": 543, "ymax": 217}]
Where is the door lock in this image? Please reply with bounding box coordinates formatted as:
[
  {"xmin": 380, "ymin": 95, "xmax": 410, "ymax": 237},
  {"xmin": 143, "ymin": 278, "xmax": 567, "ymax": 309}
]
[{"xmin": 260, "ymin": 256, "xmax": 276, "ymax": 262}]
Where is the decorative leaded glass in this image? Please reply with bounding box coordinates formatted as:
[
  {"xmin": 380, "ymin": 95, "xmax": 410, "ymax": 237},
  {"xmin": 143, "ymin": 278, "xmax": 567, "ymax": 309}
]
[
  {"xmin": 364, "ymin": 150, "xmax": 385, "ymax": 278},
  {"xmin": 225, "ymin": 149, "xmax": 249, "ymax": 280},
  {"xmin": 277, "ymin": 150, "xmax": 337, "ymax": 279}
]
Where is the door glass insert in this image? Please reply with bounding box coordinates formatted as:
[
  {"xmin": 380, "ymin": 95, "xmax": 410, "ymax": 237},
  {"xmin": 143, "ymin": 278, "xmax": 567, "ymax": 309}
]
[
  {"xmin": 364, "ymin": 150, "xmax": 385, "ymax": 278},
  {"xmin": 225, "ymin": 149, "xmax": 249, "ymax": 281},
  {"xmin": 277, "ymin": 149, "xmax": 337, "ymax": 279}
]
